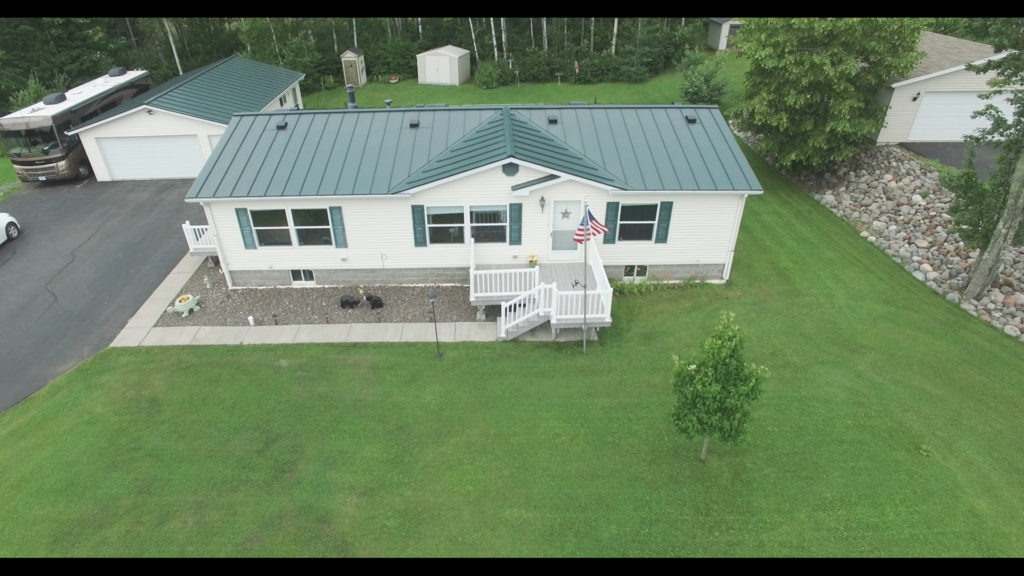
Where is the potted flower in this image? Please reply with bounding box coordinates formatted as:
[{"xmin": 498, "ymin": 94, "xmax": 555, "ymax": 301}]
[{"xmin": 528, "ymin": 255, "xmax": 539, "ymax": 268}]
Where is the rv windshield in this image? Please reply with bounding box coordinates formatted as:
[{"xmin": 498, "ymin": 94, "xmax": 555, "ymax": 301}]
[{"xmin": 0, "ymin": 126, "xmax": 65, "ymax": 160}]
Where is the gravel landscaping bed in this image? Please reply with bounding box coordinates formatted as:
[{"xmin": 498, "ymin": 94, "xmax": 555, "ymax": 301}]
[{"xmin": 154, "ymin": 257, "xmax": 493, "ymax": 327}]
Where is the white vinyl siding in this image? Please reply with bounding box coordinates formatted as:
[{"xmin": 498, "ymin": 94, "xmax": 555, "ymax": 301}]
[
  {"xmin": 877, "ymin": 66, "xmax": 1008, "ymax": 144},
  {"xmin": 204, "ymin": 164, "xmax": 747, "ymax": 275},
  {"xmin": 76, "ymin": 108, "xmax": 225, "ymax": 181}
]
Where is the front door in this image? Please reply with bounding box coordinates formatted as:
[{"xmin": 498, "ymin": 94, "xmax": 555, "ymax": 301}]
[{"xmin": 550, "ymin": 200, "xmax": 582, "ymax": 260}]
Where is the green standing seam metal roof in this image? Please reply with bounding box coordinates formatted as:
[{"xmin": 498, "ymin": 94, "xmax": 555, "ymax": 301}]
[
  {"xmin": 186, "ymin": 104, "xmax": 763, "ymax": 201},
  {"xmin": 70, "ymin": 55, "xmax": 305, "ymax": 131}
]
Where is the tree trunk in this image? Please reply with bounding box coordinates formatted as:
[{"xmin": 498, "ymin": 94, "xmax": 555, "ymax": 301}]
[
  {"xmin": 417, "ymin": 17, "xmax": 422, "ymax": 40},
  {"xmin": 530, "ymin": 18, "xmax": 535, "ymax": 49},
  {"xmin": 963, "ymin": 152, "xmax": 1024, "ymax": 302},
  {"xmin": 266, "ymin": 18, "xmax": 282, "ymax": 66},
  {"xmin": 700, "ymin": 437, "xmax": 710, "ymax": 462},
  {"xmin": 332, "ymin": 20, "xmax": 338, "ymax": 54},
  {"xmin": 468, "ymin": 18, "xmax": 480, "ymax": 70},
  {"xmin": 590, "ymin": 17, "xmax": 595, "ymax": 52},
  {"xmin": 542, "ymin": 17, "xmax": 548, "ymax": 52},
  {"xmin": 125, "ymin": 17, "xmax": 137, "ymax": 49},
  {"xmin": 611, "ymin": 18, "xmax": 618, "ymax": 57},
  {"xmin": 352, "ymin": 17, "xmax": 358, "ymax": 48},
  {"xmin": 490, "ymin": 18, "xmax": 499, "ymax": 64},
  {"xmin": 500, "ymin": 17, "xmax": 508, "ymax": 62},
  {"xmin": 163, "ymin": 18, "xmax": 183, "ymax": 75}
]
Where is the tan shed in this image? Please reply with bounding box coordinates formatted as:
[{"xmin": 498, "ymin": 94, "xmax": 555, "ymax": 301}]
[
  {"xmin": 340, "ymin": 48, "xmax": 367, "ymax": 88},
  {"xmin": 416, "ymin": 45, "xmax": 471, "ymax": 86}
]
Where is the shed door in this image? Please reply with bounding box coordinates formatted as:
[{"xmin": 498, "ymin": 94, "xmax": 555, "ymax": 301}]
[
  {"xmin": 908, "ymin": 91, "xmax": 1014, "ymax": 142},
  {"xmin": 98, "ymin": 135, "xmax": 205, "ymax": 180},
  {"xmin": 428, "ymin": 54, "xmax": 451, "ymax": 84},
  {"xmin": 343, "ymin": 58, "xmax": 359, "ymax": 86}
]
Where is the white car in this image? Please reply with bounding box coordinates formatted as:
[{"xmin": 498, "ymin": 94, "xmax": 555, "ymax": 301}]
[{"xmin": 1, "ymin": 213, "xmax": 20, "ymax": 245}]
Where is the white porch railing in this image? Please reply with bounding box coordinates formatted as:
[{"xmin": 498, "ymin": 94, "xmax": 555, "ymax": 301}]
[
  {"xmin": 182, "ymin": 221, "xmax": 217, "ymax": 252},
  {"xmin": 472, "ymin": 238, "xmax": 614, "ymax": 339}
]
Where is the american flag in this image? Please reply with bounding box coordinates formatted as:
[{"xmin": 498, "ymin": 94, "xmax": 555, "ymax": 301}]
[{"xmin": 573, "ymin": 209, "xmax": 609, "ymax": 243}]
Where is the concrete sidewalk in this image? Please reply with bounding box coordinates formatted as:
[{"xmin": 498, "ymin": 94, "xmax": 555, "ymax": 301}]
[{"xmin": 110, "ymin": 253, "xmax": 590, "ymax": 347}]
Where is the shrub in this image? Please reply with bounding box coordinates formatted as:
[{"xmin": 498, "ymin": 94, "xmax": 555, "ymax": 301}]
[{"xmin": 678, "ymin": 51, "xmax": 726, "ymax": 106}]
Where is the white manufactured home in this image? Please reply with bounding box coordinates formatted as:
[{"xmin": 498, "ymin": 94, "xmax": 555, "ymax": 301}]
[{"xmin": 181, "ymin": 104, "xmax": 763, "ymax": 338}]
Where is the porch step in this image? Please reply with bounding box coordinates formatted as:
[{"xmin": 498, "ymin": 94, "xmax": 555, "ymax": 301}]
[{"xmin": 499, "ymin": 314, "xmax": 550, "ymax": 341}]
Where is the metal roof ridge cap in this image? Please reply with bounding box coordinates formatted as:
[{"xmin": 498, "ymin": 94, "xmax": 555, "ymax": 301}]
[{"xmin": 503, "ymin": 107, "xmax": 514, "ymax": 156}]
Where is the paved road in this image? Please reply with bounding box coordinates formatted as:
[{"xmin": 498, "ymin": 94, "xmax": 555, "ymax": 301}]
[{"xmin": 0, "ymin": 177, "xmax": 204, "ymax": 412}]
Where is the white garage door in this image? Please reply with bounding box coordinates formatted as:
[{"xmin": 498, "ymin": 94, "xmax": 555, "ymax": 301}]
[
  {"xmin": 908, "ymin": 91, "xmax": 1014, "ymax": 142},
  {"xmin": 97, "ymin": 135, "xmax": 205, "ymax": 180}
]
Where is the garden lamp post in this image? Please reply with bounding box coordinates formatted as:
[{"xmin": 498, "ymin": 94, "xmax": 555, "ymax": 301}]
[{"xmin": 428, "ymin": 290, "xmax": 442, "ymax": 360}]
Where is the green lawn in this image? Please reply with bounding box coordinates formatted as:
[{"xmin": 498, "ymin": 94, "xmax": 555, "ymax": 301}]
[
  {"xmin": 1, "ymin": 136, "xmax": 1022, "ymax": 556},
  {"xmin": 1, "ymin": 57, "xmax": 1022, "ymax": 557}
]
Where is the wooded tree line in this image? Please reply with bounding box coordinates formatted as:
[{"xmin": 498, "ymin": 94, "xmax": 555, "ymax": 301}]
[{"xmin": 0, "ymin": 17, "xmax": 705, "ymax": 115}]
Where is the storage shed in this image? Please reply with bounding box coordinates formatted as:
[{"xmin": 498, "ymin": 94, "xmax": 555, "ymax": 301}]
[
  {"xmin": 340, "ymin": 48, "xmax": 366, "ymax": 88},
  {"xmin": 707, "ymin": 18, "xmax": 742, "ymax": 51},
  {"xmin": 416, "ymin": 45, "xmax": 471, "ymax": 86}
]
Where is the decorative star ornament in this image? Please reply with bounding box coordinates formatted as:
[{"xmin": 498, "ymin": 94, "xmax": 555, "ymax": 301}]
[{"xmin": 560, "ymin": 208, "xmax": 572, "ymax": 220}]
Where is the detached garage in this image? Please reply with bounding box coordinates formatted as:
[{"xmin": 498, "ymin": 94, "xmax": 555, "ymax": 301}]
[
  {"xmin": 68, "ymin": 55, "xmax": 305, "ymax": 182},
  {"xmin": 877, "ymin": 31, "xmax": 1016, "ymax": 144},
  {"xmin": 416, "ymin": 45, "xmax": 471, "ymax": 86}
]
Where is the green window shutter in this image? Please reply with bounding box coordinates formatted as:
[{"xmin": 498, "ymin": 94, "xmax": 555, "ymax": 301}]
[
  {"xmin": 329, "ymin": 206, "xmax": 348, "ymax": 248},
  {"xmin": 508, "ymin": 203, "xmax": 522, "ymax": 245},
  {"xmin": 655, "ymin": 201, "xmax": 673, "ymax": 244},
  {"xmin": 603, "ymin": 201, "xmax": 619, "ymax": 244},
  {"xmin": 235, "ymin": 208, "xmax": 256, "ymax": 250},
  {"xmin": 411, "ymin": 205, "xmax": 427, "ymax": 247}
]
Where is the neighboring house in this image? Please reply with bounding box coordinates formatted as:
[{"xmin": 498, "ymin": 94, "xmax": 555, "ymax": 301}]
[
  {"xmin": 181, "ymin": 104, "xmax": 763, "ymax": 339},
  {"xmin": 707, "ymin": 18, "xmax": 742, "ymax": 51},
  {"xmin": 416, "ymin": 45, "xmax": 472, "ymax": 86},
  {"xmin": 67, "ymin": 55, "xmax": 305, "ymax": 181},
  {"xmin": 876, "ymin": 30, "xmax": 1015, "ymax": 144}
]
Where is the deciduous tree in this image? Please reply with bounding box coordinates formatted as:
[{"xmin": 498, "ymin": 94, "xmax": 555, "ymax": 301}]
[
  {"xmin": 733, "ymin": 18, "xmax": 927, "ymax": 173},
  {"xmin": 672, "ymin": 311, "xmax": 767, "ymax": 462}
]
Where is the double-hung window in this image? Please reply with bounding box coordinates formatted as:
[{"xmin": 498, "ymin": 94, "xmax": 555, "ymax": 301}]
[
  {"xmin": 469, "ymin": 205, "xmax": 507, "ymax": 243},
  {"xmin": 251, "ymin": 209, "xmax": 292, "ymax": 246},
  {"xmin": 617, "ymin": 204, "xmax": 659, "ymax": 241},
  {"xmin": 427, "ymin": 206, "xmax": 465, "ymax": 244},
  {"xmin": 249, "ymin": 208, "xmax": 332, "ymax": 247}
]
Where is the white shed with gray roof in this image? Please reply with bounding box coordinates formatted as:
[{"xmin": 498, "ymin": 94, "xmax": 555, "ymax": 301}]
[{"xmin": 416, "ymin": 45, "xmax": 471, "ymax": 86}]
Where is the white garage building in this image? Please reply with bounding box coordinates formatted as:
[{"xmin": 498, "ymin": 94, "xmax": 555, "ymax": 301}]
[
  {"xmin": 68, "ymin": 55, "xmax": 304, "ymax": 182},
  {"xmin": 416, "ymin": 45, "xmax": 472, "ymax": 86},
  {"xmin": 876, "ymin": 31, "xmax": 1015, "ymax": 144}
]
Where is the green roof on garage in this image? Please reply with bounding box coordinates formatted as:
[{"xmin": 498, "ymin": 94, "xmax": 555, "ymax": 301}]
[
  {"xmin": 186, "ymin": 104, "xmax": 763, "ymax": 200},
  {"xmin": 69, "ymin": 55, "xmax": 304, "ymax": 132}
]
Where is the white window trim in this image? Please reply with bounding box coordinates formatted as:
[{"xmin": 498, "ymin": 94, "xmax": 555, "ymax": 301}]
[
  {"xmin": 623, "ymin": 264, "xmax": 649, "ymax": 283},
  {"xmin": 617, "ymin": 203, "xmax": 660, "ymax": 242},
  {"xmin": 249, "ymin": 208, "xmax": 333, "ymax": 248},
  {"xmin": 425, "ymin": 204, "xmax": 510, "ymax": 246}
]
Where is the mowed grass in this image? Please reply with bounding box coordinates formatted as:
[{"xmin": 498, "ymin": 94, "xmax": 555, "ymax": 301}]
[{"xmin": 1, "ymin": 137, "xmax": 1022, "ymax": 557}]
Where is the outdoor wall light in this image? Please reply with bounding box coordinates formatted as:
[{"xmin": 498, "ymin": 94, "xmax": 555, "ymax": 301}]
[
  {"xmin": 912, "ymin": 92, "xmax": 921, "ymax": 102},
  {"xmin": 540, "ymin": 196, "xmax": 546, "ymax": 212}
]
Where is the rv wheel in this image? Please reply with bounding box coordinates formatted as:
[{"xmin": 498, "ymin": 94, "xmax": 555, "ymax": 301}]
[{"xmin": 78, "ymin": 163, "xmax": 92, "ymax": 178}]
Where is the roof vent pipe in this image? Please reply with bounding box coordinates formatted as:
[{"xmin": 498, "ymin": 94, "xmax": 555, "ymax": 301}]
[
  {"xmin": 384, "ymin": 99, "xmax": 392, "ymax": 108},
  {"xmin": 346, "ymin": 84, "xmax": 358, "ymax": 108},
  {"xmin": 685, "ymin": 115, "xmax": 698, "ymax": 124}
]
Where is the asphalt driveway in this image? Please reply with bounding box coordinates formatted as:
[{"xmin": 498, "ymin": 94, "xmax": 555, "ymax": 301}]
[
  {"xmin": 0, "ymin": 177, "xmax": 204, "ymax": 412},
  {"xmin": 900, "ymin": 142, "xmax": 1001, "ymax": 181}
]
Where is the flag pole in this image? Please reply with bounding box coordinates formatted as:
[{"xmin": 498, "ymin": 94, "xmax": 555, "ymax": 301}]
[{"xmin": 583, "ymin": 201, "xmax": 588, "ymax": 355}]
